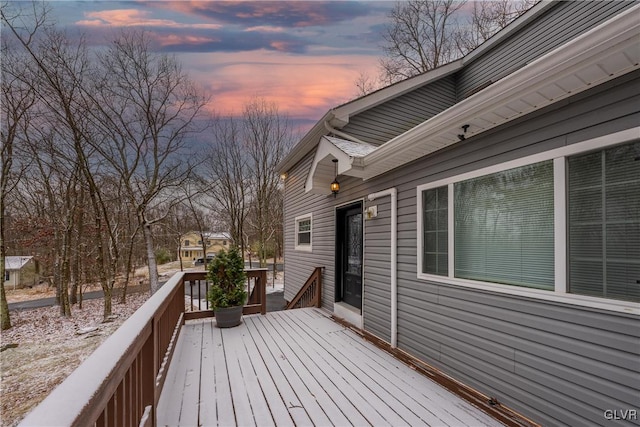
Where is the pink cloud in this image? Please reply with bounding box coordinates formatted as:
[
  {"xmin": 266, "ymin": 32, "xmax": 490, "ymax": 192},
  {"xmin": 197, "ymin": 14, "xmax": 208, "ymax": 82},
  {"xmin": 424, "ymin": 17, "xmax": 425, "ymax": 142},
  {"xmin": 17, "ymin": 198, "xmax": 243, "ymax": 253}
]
[
  {"xmin": 185, "ymin": 50, "xmax": 379, "ymax": 120},
  {"xmin": 245, "ymin": 26, "xmax": 285, "ymax": 33},
  {"xmin": 77, "ymin": 9, "xmax": 222, "ymax": 29},
  {"xmin": 157, "ymin": 34, "xmax": 220, "ymax": 47}
]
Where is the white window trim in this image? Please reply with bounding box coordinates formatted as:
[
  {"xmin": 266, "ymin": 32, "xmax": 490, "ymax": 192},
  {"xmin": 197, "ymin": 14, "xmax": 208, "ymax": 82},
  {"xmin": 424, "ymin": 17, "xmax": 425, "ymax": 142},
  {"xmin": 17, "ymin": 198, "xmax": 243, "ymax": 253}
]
[
  {"xmin": 294, "ymin": 213, "xmax": 313, "ymax": 252},
  {"xmin": 416, "ymin": 127, "xmax": 640, "ymax": 315}
]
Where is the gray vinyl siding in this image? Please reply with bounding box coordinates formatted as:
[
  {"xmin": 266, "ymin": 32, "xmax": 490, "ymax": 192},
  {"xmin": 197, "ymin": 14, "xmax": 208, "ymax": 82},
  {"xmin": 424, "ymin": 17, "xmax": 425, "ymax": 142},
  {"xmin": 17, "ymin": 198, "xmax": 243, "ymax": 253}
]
[
  {"xmin": 341, "ymin": 76, "xmax": 456, "ymax": 146},
  {"xmin": 456, "ymin": 1, "xmax": 636, "ymax": 100},
  {"xmin": 363, "ymin": 197, "xmax": 392, "ymax": 343},
  {"xmin": 283, "ymin": 69, "xmax": 640, "ymax": 426},
  {"xmin": 283, "ymin": 152, "xmax": 337, "ymax": 309},
  {"xmin": 390, "ymin": 71, "xmax": 640, "ymax": 426}
]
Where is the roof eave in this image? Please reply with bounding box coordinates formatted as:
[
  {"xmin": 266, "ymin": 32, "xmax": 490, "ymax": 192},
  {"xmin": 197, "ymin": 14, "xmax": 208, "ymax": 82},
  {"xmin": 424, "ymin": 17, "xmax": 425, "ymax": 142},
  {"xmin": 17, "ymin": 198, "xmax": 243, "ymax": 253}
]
[{"xmin": 362, "ymin": 3, "xmax": 640, "ymax": 180}]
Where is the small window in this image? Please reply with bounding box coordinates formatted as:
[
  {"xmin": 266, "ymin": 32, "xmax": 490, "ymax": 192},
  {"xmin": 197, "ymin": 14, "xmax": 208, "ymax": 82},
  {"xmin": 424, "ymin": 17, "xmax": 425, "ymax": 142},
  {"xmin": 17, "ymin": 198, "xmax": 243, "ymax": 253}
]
[
  {"xmin": 295, "ymin": 214, "xmax": 312, "ymax": 251},
  {"xmin": 223, "ymin": 240, "xmax": 227, "ymax": 246},
  {"xmin": 184, "ymin": 240, "xmax": 190, "ymax": 247},
  {"xmin": 197, "ymin": 240, "xmax": 202, "ymax": 245},
  {"xmin": 4, "ymin": 271, "xmax": 9, "ymax": 281},
  {"xmin": 422, "ymin": 186, "xmax": 448, "ymax": 276}
]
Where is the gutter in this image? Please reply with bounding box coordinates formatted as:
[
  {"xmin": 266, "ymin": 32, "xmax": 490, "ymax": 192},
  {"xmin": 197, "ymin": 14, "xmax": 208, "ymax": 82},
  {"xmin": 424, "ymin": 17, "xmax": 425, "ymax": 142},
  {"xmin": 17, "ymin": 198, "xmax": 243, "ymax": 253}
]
[{"xmin": 367, "ymin": 188, "xmax": 398, "ymax": 348}]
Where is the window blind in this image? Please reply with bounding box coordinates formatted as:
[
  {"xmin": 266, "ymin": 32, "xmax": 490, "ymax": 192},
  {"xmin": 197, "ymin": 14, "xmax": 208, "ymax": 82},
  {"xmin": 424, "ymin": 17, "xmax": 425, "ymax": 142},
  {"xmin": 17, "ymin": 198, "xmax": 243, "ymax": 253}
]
[
  {"xmin": 569, "ymin": 142, "xmax": 640, "ymax": 302},
  {"xmin": 454, "ymin": 161, "xmax": 555, "ymax": 289}
]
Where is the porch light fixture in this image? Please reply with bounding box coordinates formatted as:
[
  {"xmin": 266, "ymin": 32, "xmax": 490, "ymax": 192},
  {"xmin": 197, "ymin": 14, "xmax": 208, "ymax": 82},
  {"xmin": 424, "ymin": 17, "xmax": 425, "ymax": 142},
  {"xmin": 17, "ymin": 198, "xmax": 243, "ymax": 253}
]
[
  {"xmin": 280, "ymin": 172, "xmax": 288, "ymax": 180},
  {"xmin": 330, "ymin": 159, "xmax": 340, "ymax": 197}
]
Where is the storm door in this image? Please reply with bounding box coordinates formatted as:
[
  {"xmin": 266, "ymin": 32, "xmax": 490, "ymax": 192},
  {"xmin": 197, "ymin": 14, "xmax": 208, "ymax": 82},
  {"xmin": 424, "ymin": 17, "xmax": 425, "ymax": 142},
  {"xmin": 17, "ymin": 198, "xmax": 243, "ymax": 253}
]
[{"xmin": 336, "ymin": 202, "xmax": 363, "ymax": 309}]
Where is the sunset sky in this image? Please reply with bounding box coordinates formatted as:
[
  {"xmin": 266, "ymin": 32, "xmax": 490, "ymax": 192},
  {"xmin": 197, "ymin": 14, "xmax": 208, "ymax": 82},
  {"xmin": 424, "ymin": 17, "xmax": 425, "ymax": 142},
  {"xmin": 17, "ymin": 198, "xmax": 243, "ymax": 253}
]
[{"xmin": 47, "ymin": 1, "xmax": 396, "ymax": 131}]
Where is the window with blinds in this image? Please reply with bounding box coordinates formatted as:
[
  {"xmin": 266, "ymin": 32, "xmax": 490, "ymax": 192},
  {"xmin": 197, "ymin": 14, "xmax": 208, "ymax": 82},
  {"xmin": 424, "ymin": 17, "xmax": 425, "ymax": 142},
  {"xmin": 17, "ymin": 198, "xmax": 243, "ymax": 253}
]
[
  {"xmin": 454, "ymin": 161, "xmax": 555, "ymax": 290},
  {"xmin": 568, "ymin": 142, "xmax": 640, "ymax": 302}
]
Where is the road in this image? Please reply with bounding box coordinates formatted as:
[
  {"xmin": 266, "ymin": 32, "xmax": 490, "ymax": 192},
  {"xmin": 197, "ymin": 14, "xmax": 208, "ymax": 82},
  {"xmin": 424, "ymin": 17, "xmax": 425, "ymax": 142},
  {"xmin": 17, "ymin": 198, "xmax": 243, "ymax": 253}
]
[{"xmin": 8, "ymin": 281, "xmax": 285, "ymax": 312}]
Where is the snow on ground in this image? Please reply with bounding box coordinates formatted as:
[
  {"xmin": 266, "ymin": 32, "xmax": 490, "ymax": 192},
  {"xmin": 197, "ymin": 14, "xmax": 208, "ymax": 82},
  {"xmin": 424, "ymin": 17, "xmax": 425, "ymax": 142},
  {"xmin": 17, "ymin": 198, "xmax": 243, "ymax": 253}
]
[
  {"xmin": 0, "ymin": 264, "xmax": 285, "ymax": 426},
  {"xmin": 0, "ymin": 292, "xmax": 148, "ymax": 427}
]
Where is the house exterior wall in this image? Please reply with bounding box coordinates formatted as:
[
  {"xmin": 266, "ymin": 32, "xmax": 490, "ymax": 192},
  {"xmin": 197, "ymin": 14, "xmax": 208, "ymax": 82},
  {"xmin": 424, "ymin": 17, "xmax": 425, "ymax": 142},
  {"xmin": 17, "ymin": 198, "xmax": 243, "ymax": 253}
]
[
  {"xmin": 341, "ymin": 76, "xmax": 457, "ymax": 146},
  {"xmin": 455, "ymin": 1, "xmax": 635, "ymax": 100},
  {"xmin": 283, "ymin": 70, "xmax": 640, "ymax": 425},
  {"xmin": 178, "ymin": 232, "xmax": 230, "ymax": 263},
  {"xmin": 283, "ymin": 153, "xmax": 337, "ymax": 308}
]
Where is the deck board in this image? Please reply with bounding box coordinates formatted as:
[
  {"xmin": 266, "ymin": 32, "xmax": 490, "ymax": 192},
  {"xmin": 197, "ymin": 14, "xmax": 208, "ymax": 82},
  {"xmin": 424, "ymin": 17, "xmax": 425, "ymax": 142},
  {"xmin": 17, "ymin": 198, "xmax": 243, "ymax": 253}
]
[
  {"xmin": 198, "ymin": 321, "xmax": 217, "ymax": 425},
  {"xmin": 249, "ymin": 314, "xmax": 334, "ymax": 426},
  {"xmin": 259, "ymin": 313, "xmax": 369, "ymax": 426},
  {"xmin": 157, "ymin": 308, "xmax": 503, "ymax": 427},
  {"xmin": 275, "ymin": 310, "xmax": 431, "ymax": 426}
]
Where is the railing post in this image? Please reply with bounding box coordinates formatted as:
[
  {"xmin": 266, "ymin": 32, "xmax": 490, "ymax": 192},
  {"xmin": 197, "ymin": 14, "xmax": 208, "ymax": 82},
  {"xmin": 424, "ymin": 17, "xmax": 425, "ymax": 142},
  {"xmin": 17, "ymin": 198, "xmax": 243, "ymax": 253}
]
[
  {"xmin": 141, "ymin": 331, "xmax": 155, "ymax": 427},
  {"xmin": 316, "ymin": 268, "xmax": 322, "ymax": 308},
  {"xmin": 260, "ymin": 269, "xmax": 267, "ymax": 315}
]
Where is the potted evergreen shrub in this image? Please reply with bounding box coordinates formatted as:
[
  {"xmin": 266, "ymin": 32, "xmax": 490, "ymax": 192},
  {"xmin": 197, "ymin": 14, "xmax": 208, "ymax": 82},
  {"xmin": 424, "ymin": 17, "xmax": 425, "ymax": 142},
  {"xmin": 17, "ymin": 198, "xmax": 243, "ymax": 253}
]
[{"xmin": 206, "ymin": 246, "xmax": 247, "ymax": 328}]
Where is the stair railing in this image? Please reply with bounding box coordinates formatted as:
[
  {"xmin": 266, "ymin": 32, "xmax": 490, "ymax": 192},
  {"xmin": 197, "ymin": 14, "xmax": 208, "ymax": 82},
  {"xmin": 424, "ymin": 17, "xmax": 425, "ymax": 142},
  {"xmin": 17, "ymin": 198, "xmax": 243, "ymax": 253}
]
[{"xmin": 286, "ymin": 267, "xmax": 323, "ymax": 309}]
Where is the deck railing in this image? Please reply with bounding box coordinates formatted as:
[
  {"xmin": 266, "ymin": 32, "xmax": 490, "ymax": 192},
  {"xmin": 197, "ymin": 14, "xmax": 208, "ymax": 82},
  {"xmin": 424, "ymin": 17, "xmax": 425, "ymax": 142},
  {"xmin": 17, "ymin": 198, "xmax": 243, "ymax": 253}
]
[
  {"xmin": 19, "ymin": 268, "xmax": 267, "ymax": 427},
  {"xmin": 183, "ymin": 269, "xmax": 267, "ymax": 320}
]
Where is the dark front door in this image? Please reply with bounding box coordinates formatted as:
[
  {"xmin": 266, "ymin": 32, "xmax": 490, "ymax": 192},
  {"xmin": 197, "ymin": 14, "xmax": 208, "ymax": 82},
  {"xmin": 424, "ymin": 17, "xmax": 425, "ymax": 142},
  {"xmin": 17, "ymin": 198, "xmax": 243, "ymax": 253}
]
[{"xmin": 336, "ymin": 203, "xmax": 363, "ymax": 309}]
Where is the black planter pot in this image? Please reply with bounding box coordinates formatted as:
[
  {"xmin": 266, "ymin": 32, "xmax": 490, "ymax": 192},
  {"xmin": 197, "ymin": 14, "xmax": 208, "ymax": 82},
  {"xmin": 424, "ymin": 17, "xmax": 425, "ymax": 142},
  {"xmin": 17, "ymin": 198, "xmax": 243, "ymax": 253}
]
[{"xmin": 214, "ymin": 306, "xmax": 243, "ymax": 328}]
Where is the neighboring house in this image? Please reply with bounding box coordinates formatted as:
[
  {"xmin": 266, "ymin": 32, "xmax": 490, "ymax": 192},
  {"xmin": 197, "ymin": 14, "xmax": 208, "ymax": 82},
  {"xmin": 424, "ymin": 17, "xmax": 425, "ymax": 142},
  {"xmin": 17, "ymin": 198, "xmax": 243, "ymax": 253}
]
[
  {"xmin": 278, "ymin": 2, "xmax": 639, "ymax": 426},
  {"xmin": 4, "ymin": 256, "xmax": 39, "ymax": 290},
  {"xmin": 178, "ymin": 231, "xmax": 231, "ymax": 262}
]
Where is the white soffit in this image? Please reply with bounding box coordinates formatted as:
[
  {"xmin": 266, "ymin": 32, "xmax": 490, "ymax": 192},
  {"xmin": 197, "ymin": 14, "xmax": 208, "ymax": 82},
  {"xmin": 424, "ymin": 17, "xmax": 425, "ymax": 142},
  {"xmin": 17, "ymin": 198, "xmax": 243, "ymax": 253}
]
[
  {"xmin": 362, "ymin": 4, "xmax": 640, "ymax": 180},
  {"xmin": 305, "ymin": 136, "xmax": 376, "ymax": 194}
]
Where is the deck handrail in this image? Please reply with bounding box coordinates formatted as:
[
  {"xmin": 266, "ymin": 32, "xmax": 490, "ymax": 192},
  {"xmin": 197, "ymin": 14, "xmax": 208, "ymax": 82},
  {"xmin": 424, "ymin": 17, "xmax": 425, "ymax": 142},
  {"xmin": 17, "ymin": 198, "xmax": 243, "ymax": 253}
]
[
  {"xmin": 19, "ymin": 268, "xmax": 268, "ymax": 427},
  {"xmin": 183, "ymin": 268, "xmax": 268, "ymax": 320},
  {"xmin": 286, "ymin": 267, "xmax": 322, "ymax": 309}
]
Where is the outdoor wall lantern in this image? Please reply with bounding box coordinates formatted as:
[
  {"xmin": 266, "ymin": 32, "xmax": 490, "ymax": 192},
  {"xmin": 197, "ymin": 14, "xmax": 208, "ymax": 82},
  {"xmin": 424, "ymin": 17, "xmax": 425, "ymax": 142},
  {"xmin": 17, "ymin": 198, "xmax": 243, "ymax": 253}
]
[
  {"xmin": 280, "ymin": 172, "xmax": 288, "ymax": 180},
  {"xmin": 330, "ymin": 159, "xmax": 340, "ymax": 197}
]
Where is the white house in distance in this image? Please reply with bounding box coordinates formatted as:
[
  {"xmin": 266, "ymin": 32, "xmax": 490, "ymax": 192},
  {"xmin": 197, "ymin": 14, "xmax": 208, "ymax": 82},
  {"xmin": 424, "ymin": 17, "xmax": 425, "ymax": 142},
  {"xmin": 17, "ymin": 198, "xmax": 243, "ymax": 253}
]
[
  {"xmin": 278, "ymin": 2, "xmax": 639, "ymax": 426},
  {"xmin": 4, "ymin": 256, "xmax": 39, "ymax": 290}
]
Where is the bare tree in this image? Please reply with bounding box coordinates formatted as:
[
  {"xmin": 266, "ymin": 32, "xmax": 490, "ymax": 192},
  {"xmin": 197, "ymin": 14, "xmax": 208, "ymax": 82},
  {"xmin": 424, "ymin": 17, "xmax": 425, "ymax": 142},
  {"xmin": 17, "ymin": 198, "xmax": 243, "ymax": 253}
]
[
  {"xmin": 2, "ymin": 3, "xmax": 125, "ymax": 319},
  {"xmin": 455, "ymin": 0, "xmax": 537, "ymax": 54},
  {"xmin": 205, "ymin": 117, "xmax": 250, "ymax": 255},
  {"xmin": 178, "ymin": 180, "xmax": 214, "ymax": 268},
  {"xmin": 354, "ymin": 71, "xmax": 382, "ymax": 98},
  {"xmin": 0, "ymin": 25, "xmax": 38, "ymax": 329},
  {"xmin": 376, "ymin": 0, "xmax": 537, "ymax": 86},
  {"xmin": 380, "ymin": 0, "xmax": 466, "ymax": 84},
  {"xmin": 89, "ymin": 30, "xmax": 210, "ymax": 294},
  {"xmin": 243, "ymin": 98, "xmax": 293, "ymax": 267}
]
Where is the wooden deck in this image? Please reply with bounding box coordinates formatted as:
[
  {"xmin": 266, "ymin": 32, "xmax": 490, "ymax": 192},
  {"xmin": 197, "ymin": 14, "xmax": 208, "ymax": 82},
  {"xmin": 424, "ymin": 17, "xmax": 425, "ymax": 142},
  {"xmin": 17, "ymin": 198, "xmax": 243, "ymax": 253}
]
[{"xmin": 157, "ymin": 308, "xmax": 502, "ymax": 426}]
